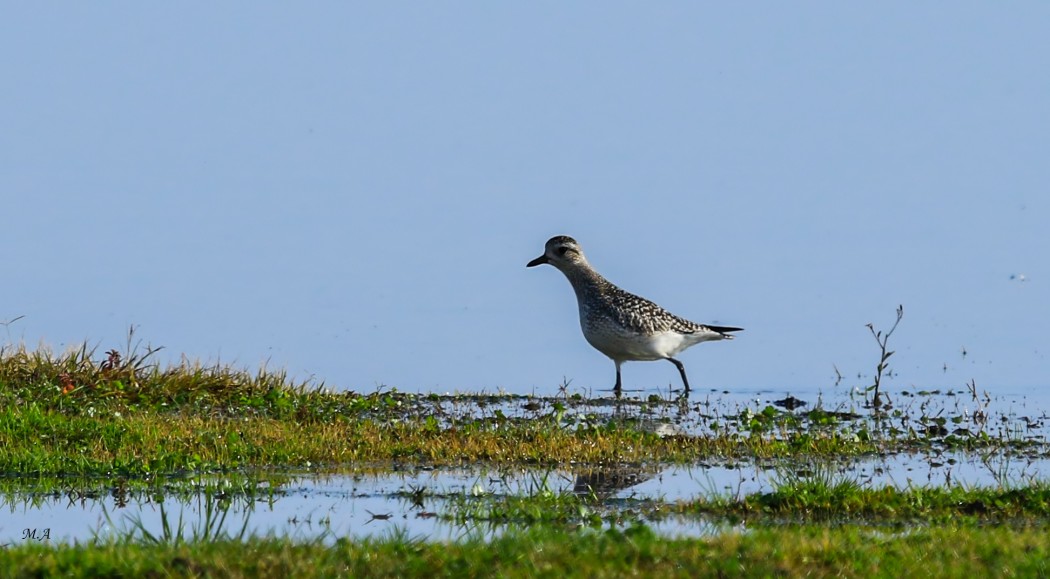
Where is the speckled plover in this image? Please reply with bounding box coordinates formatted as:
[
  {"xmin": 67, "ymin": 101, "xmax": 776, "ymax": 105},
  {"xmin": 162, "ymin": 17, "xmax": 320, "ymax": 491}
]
[{"xmin": 527, "ymin": 235, "xmax": 741, "ymax": 393}]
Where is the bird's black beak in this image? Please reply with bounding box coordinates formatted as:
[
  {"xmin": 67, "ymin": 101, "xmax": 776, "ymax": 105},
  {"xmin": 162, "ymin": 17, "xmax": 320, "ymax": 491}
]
[{"xmin": 526, "ymin": 255, "xmax": 549, "ymax": 268}]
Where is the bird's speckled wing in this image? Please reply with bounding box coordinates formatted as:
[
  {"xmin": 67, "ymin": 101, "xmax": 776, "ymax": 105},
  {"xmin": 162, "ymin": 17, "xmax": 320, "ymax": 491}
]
[{"xmin": 592, "ymin": 283, "xmax": 704, "ymax": 336}]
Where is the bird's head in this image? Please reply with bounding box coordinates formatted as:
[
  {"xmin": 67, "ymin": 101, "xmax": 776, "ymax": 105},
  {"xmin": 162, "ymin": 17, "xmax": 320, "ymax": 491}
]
[{"xmin": 527, "ymin": 235, "xmax": 587, "ymax": 271}]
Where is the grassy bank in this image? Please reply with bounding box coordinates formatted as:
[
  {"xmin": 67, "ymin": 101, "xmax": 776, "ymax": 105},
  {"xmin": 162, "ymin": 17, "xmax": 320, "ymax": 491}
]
[
  {"xmin": 0, "ymin": 343, "xmax": 1031, "ymax": 476},
  {"xmin": 3, "ymin": 524, "xmax": 1049, "ymax": 578},
  {"xmin": 3, "ymin": 341, "xmax": 1049, "ymax": 577}
]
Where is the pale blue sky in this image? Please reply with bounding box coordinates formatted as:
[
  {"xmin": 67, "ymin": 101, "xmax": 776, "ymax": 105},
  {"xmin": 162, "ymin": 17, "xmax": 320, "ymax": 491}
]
[{"xmin": 3, "ymin": 4, "xmax": 1047, "ymax": 396}]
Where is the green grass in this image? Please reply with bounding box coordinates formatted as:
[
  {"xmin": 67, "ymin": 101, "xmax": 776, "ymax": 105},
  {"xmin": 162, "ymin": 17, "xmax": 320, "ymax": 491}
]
[
  {"xmin": 0, "ymin": 341, "xmax": 1035, "ymax": 477},
  {"xmin": 0, "ymin": 402, "xmax": 886, "ymax": 476},
  {"xmin": 3, "ymin": 524, "xmax": 1049, "ymax": 578},
  {"xmin": 682, "ymin": 481, "xmax": 1050, "ymax": 525},
  {"xmin": 435, "ymin": 477, "xmax": 1050, "ymax": 529}
]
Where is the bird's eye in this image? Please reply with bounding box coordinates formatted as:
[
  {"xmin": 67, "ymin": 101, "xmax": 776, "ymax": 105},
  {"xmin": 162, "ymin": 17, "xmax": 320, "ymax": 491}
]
[{"xmin": 557, "ymin": 246, "xmax": 569, "ymax": 256}]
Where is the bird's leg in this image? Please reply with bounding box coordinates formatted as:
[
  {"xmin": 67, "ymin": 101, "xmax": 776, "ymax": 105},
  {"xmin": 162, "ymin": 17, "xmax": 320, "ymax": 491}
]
[
  {"xmin": 614, "ymin": 361, "xmax": 623, "ymax": 397},
  {"xmin": 667, "ymin": 358, "xmax": 690, "ymax": 392}
]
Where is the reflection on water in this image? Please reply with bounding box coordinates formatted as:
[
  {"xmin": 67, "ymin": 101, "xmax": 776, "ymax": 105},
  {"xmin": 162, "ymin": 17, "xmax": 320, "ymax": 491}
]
[
  {"xmin": 3, "ymin": 449, "xmax": 1048, "ymax": 546},
  {"xmin": 573, "ymin": 465, "xmax": 659, "ymax": 498}
]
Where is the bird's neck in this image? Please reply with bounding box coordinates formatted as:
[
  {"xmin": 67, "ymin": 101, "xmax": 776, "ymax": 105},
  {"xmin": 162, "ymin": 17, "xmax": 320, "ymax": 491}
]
[{"xmin": 562, "ymin": 264, "xmax": 608, "ymax": 303}]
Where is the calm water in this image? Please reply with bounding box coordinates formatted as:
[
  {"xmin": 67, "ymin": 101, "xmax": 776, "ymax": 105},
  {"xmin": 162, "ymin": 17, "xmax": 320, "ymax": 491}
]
[{"xmin": 5, "ymin": 452, "xmax": 1048, "ymax": 547}]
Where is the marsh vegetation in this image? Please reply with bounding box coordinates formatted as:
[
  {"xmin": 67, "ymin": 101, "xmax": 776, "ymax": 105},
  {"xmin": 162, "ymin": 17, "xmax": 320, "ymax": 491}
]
[{"xmin": 0, "ymin": 323, "xmax": 1047, "ymax": 577}]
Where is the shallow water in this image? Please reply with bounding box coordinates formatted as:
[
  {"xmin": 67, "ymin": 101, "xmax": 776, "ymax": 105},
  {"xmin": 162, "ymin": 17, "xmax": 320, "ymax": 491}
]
[
  {"xmin": 3, "ymin": 387, "xmax": 1048, "ymax": 546},
  {"xmin": 4, "ymin": 451, "xmax": 1048, "ymax": 546}
]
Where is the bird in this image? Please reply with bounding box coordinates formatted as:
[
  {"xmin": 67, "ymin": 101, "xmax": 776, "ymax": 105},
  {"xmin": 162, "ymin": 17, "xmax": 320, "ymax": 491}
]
[{"xmin": 527, "ymin": 235, "xmax": 741, "ymax": 394}]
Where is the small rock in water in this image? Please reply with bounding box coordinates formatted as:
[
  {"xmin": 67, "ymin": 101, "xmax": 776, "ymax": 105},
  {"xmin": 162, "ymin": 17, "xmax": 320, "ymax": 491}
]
[
  {"xmin": 773, "ymin": 396, "xmax": 807, "ymax": 410},
  {"xmin": 648, "ymin": 422, "xmax": 686, "ymax": 438}
]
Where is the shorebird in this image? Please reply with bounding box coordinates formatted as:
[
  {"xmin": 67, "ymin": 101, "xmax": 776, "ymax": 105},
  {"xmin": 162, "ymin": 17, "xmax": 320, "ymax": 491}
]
[{"xmin": 527, "ymin": 235, "xmax": 741, "ymax": 393}]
